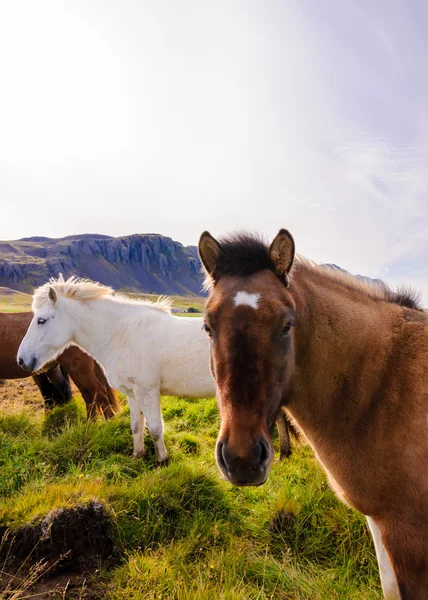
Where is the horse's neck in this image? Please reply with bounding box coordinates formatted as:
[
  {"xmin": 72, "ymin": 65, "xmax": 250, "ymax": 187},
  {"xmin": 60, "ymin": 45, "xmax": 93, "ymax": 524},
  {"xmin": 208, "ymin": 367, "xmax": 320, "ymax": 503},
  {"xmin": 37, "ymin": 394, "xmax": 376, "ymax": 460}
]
[
  {"xmin": 288, "ymin": 268, "xmax": 428, "ymax": 518},
  {"xmin": 288, "ymin": 268, "xmax": 396, "ymax": 442},
  {"xmin": 71, "ymin": 299, "xmax": 137, "ymax": 369}
]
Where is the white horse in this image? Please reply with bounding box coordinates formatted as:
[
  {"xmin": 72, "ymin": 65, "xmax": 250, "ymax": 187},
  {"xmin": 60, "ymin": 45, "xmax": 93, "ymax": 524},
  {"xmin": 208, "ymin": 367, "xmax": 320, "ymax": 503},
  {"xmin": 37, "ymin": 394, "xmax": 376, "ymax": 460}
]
[{"xmin": 17, "ymin": 276, "xmax": 215, "ymax": 463}]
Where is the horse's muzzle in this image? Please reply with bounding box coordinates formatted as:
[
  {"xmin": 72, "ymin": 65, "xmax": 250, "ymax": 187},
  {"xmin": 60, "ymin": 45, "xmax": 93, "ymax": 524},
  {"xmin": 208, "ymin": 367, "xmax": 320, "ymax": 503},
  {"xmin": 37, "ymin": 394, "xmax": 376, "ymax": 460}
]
[
  {"xmin": 17, "ymin": 355, "xmax": 38, "ymax": 372},
  {"xmin": 216, "ymin": 437, "xmax": 272, "ymax": 486}
]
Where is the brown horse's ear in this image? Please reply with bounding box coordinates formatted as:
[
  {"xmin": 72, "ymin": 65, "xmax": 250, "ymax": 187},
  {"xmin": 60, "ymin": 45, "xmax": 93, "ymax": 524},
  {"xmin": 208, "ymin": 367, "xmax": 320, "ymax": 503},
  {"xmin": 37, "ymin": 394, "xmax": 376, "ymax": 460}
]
[
  {"xmin": 48, "ymin": 287, "xmax": 58, "ymax": 305},
  {"xmin": 269, "ymin": 229, "xmax": 295, "ymax": 285},
  {"xmin": 198, "ymin": 231, "xmax": 221, "ymax": 278}
]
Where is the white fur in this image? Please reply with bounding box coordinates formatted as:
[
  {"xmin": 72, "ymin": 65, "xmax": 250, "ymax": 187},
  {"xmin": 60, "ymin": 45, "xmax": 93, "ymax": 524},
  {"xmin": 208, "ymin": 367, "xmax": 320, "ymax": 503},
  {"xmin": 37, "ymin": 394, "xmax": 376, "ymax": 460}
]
[
  {"xmin": 233, "ymin": 291, "xmax": 260, "ymax": 309},
  {"xmin": 366, "ymin": 517, "xmax": 400, "ymax": 600},
  {"xmin": 18, "ymin": 280, "xmax": 215, "ymax": 462}
]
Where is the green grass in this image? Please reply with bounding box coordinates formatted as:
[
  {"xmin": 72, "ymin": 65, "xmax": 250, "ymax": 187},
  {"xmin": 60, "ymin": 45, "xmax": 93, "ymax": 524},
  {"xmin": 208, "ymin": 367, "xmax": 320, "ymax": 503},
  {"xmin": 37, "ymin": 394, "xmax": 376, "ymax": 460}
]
[{"xmin": 0, "ymin": 395, "xmax": 382, "ymax": 598}]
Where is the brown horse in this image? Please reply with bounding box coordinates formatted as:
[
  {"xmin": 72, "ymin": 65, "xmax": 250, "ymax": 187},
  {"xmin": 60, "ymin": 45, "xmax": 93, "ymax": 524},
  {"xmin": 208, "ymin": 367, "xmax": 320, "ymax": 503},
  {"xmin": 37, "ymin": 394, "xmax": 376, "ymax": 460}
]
[
  {"xmin": 0, "ymin": 312, "xmax": 121, "ymax": 419},
  {"xmin": 199, "ymin": 229, "xmax": 428, "ymax": 599}
]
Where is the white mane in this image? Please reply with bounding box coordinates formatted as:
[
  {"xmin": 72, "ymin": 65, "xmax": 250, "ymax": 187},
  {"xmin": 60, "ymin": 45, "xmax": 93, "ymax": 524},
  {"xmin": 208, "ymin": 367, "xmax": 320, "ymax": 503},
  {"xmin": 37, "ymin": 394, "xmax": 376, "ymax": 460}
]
[{"xmin": 32, "ymin": 275, "xmax": 172, "ymax": 314}]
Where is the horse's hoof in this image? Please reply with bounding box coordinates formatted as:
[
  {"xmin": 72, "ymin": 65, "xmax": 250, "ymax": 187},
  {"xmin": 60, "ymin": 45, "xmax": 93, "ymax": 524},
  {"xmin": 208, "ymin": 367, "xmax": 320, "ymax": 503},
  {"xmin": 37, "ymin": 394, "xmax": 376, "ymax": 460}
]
[
  {"xmin": 156, "ymin": 457, "xmax": 169, "ymax": 467},
  {"xmin": 133, "ymin": 450, "xmax": 146, "ymax": 459}
]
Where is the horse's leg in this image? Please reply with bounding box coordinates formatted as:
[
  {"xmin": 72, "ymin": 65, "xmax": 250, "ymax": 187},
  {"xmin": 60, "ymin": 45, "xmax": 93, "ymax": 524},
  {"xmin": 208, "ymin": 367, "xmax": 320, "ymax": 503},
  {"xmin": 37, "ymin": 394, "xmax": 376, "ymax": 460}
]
[
  {"xmin": 91, "ymin": 387, "xmax": 115, "ymax": 419},
  {"xmin": 380, "ymin": 520, "xmax": 428, "ymax": 600},
  {"xmin": 136, "ymin": 388, "xmax": 167, "ymax": 464},
  {"xmin": 101, "ymin": 396, "xmax": 116, "ymax": 419},
  {"xmin": 366, "ymin": 517, "xmax": 401, "ymax": 600},
  {"xmin": 127, "ymin": 393, "xmax": 146, "ymax": 458},
  {"xmin": 73, "ymin": 372, "xmax": 106, "ymax": 419},
  {"xmin": 47, "ymin": 365, "xmax": 72, "ymax": 406},
  {"xmin": 32, "ymin": 373, "xmax": 56, "ymax": 409},
  {"xmin": 59, "ymin": 366, "xmax": 73, "ymax": 402},
  {"xmin": 65, "ymin": 371, "xmax": 97, "ymax": 419},
  {"xmin": 276, "ymin": 410, "xmax": 291, "ymax": 459},
  {"xmin": 81, "ymin": 388, "xmax": 98, "ymax": 419},
  {"xmin": 92, "ymin": 361, "xmax": 120, "ymax": 419}
]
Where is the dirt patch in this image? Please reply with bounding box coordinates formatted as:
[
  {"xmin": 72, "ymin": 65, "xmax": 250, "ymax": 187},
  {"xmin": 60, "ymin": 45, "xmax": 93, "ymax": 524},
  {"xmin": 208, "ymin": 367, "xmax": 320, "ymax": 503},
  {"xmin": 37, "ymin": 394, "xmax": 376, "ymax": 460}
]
[
  {"xmin": 0, "ymin": 571, "xmax": 100, "ymax": 599},
  {"xmin": 0, "ymin": 379, "xmax": 79, "ymax": 417},
  {"xmin": 0, "ymin": 501, "xmax": 117, "ymax": 598},
  {"xmin": 0, "ymin": 378, "xmax": 45, "ymax": 416}
]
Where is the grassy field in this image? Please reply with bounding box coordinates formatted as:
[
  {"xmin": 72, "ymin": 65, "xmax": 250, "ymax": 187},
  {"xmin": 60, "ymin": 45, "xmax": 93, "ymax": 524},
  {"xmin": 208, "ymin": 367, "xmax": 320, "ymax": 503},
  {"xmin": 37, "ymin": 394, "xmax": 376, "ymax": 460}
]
[
  {"xmin": 0, "ymin": 380, "xmax": 382, "ymax": 599},
  {"xmin": 0, "ymin": 287, "xmax": 33, "ymax": 313}
]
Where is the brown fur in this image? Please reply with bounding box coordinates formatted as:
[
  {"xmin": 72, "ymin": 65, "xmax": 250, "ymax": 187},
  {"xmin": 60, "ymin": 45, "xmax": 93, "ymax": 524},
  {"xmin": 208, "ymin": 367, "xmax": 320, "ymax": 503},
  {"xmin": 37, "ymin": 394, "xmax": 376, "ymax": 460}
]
[
  {"xmin": 200, "ymin": 230, "xmax": 428, "ymax": 598},
  {"xmin": 0, "ymin": 312, "xmax": 120, "ymax": 419}
]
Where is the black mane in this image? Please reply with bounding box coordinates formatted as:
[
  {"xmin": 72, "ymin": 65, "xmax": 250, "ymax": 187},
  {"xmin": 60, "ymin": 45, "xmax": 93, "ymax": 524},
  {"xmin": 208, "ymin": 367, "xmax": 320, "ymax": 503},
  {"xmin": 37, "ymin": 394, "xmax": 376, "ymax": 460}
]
[
  {"xmin": 322, "ymin": 264, "xmax": 422, "ymax": 311},
  {"xmin": 215, "ymin": 232, "xmax": 274, "ymax": 279},
  {"xmin": 385, "ymin": 287, "xmax": 422, "ymax": 311}
]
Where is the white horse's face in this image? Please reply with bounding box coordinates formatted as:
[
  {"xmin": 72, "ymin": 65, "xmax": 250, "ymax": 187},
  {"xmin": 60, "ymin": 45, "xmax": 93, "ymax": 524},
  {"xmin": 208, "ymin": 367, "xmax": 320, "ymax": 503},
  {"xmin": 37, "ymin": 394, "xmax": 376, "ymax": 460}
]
[{"xmin": 17, "ymin": 292, "xmax": 75, "ymax": 372}]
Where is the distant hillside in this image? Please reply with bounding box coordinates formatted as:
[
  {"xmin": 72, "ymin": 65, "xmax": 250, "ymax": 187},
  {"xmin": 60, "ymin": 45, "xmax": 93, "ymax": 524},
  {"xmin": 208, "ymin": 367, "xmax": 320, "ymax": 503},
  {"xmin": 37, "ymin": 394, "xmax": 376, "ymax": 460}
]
[
  {"xmin": 0, "ymin": 234, "xmax": 204, "ymax": 295},
  {"xmin": 0, "ymin": 286, "xmax": 32, "ymax": 312},
  {"xmin": 0, "ymin": 287, "xmax": 31, "ymax": 299}
]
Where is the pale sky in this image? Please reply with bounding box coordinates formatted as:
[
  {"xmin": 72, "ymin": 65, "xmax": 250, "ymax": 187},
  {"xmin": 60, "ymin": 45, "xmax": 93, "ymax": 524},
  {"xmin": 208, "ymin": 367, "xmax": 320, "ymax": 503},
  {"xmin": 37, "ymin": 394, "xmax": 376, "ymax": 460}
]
[{"xmin": 1, "ymin": 1, "xmax": 428, "ymax": 301}]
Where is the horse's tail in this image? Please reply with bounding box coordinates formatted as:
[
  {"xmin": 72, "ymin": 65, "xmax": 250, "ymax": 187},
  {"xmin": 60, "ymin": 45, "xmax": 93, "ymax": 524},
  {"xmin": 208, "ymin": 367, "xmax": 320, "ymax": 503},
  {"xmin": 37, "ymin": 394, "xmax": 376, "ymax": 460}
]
[{"xmin": 93, "ymin": 361, "xmax": 122, "ymax": 417}]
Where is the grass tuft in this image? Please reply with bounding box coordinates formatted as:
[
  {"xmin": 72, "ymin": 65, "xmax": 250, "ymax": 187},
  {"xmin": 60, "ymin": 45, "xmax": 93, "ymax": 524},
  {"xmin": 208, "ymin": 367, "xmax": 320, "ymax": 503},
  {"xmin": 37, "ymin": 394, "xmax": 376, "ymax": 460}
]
[{"xmin": 42, "ymin": 400, "xmax": 85, "ymax": 437}]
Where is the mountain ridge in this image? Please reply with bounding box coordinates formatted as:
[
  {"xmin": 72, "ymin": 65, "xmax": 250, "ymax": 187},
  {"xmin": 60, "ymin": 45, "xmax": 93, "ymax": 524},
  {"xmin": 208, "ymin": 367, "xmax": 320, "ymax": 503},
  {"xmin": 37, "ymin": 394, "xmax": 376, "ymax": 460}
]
[
  {"xmin": 0, "ymin": 233, "xmax": 396, "ymax": 299},
  {"xmin": 0, "ymin": 233, "xmax": 205, "ymax": 296}
]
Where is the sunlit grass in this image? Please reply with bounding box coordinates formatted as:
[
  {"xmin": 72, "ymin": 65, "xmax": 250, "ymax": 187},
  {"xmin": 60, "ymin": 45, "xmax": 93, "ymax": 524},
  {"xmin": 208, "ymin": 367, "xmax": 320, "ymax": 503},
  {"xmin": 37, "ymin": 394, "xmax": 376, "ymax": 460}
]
[{"xmin": 0, "ymin": 395, "xmax": 381, "ymax": 598}]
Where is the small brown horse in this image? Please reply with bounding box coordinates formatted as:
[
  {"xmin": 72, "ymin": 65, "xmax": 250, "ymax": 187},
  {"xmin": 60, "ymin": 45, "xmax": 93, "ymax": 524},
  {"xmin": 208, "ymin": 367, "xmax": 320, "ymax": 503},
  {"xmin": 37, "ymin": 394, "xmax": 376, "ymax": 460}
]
[
  {"xmin": 0, "ymin": 312, "xmax": 121, "ymax": 418},
  {"xmin": 199, "ymin": 229, "xmax": 428, "ymax": 599}
]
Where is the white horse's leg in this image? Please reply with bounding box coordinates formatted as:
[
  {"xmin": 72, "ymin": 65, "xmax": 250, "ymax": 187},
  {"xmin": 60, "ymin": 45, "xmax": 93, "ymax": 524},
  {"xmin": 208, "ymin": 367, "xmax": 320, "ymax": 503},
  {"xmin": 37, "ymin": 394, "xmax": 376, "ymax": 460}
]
[
  {"xmin": 137, "ymin": 388, "xmax": 168, "ymax": 463},
  {"xmin": 366, "ymin": 517, "xmax": 401, "ymax": 600},
  {"xmin": 127, "ymin": 393, "xmax": 146, "ymax": 458}
]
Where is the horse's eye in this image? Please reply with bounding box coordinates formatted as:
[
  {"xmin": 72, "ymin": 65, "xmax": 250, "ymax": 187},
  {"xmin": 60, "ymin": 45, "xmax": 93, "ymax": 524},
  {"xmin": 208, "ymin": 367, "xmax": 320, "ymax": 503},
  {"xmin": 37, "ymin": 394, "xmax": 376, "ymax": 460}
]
[
  {"xmin": 37, "ymin": 318, "xmax": 47, "ymax": 325},
  {"xmin": 281, "ymin": 322, "xmax": 292, "ymax": 336},
  {"xmin": 203, "ymin": 323, "xmax": 213, "ymax": 338}
]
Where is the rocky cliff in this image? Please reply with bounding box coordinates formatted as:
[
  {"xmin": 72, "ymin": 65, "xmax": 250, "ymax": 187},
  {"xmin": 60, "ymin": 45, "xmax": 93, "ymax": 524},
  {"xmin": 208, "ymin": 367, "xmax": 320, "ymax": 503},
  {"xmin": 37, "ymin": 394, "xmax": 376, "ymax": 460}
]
[{"xmin": 0, "ymin": 234, "xmax": 205, "ymax": 295}]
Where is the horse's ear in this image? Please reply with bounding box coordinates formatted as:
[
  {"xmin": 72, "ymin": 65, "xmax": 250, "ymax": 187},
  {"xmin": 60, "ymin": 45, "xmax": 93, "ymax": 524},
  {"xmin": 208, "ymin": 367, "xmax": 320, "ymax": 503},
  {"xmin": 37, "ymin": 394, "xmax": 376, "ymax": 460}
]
[
  {"xmin": 269, "ymin": 229, "xmax": 295, "ymax": 285},
  {"xmin": 198, "ymin": 231, "xmax": 221, "ymax": 278},
  {"xmin": 48, "ymin": 287, "xmax": 58, "ymax": 305}
]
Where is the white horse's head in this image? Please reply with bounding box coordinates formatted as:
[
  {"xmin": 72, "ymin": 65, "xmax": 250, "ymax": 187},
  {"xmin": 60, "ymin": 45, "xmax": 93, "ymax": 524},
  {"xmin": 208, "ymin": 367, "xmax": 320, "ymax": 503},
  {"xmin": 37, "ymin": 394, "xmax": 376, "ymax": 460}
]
[{"xmin": 17, "ymin": 284, "xmax": 76, "ymax": 372}]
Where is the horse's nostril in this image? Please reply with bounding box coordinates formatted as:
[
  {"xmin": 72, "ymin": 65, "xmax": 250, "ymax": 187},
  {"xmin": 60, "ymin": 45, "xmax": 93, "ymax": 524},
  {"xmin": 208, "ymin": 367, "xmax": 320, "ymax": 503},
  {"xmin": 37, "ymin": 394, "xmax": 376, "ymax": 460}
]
[
  {"xmin": 216, "ymin": 440, "xmax": 227, "ymax": 470},
  {"xmin": 259, "ymin": 439, "xmax": 270, "ymax": 466},
  {"xmin": 18, "ymin": 357, "xmax": 24, "ymax": 367}
]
